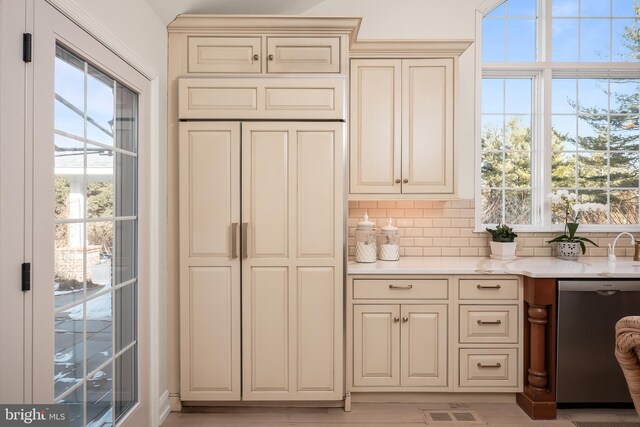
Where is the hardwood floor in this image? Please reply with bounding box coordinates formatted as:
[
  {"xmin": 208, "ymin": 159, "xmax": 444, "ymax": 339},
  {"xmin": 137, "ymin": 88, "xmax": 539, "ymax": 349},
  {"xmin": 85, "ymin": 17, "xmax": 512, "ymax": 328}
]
[{"xmin": 161, "ymin": 403, "xmax": 640, "ymax": 426}]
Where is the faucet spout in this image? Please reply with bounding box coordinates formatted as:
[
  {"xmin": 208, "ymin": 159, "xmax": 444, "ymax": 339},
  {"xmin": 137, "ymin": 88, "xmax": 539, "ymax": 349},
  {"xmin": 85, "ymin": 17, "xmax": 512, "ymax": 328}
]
[{"xmin": 609, "ymin": 232, "xmax": 636, "ymax": 262}]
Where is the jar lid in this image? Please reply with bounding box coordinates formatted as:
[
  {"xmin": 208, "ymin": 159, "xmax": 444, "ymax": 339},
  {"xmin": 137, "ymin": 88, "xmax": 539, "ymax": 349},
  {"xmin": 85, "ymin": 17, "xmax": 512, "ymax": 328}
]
[
  {"xmin": 380, "ymin": 218, "xmax": 398, "ymax": 233},
  {"xmin": 357, "ymin": 212, "xmax": 375, "ymax": 229}
]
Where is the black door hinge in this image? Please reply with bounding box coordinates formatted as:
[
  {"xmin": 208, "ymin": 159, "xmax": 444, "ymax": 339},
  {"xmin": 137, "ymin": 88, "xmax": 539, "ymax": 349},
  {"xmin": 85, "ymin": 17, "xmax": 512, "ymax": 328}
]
[
  {"xmin": 23, "ymin": 33, "xmax": 32, "ymax": 63},
  {"xmin": 22, "ymin": 263, "xmax": 31, "ymax": 292}
]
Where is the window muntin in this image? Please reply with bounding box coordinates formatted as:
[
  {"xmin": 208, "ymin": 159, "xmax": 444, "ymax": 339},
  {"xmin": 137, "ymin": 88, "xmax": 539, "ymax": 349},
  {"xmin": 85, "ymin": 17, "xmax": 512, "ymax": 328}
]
[{"xmin": 481, "ymin": 0, "xmax": 640, "ymax": 229}]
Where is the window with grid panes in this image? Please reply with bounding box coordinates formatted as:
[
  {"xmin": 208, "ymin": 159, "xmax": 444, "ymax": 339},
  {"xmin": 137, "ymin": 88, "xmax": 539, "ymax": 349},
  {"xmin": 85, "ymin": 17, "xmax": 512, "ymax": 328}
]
[{"xmin": 480, "ymin": 0, "xmax": 640, "ymax": 228}]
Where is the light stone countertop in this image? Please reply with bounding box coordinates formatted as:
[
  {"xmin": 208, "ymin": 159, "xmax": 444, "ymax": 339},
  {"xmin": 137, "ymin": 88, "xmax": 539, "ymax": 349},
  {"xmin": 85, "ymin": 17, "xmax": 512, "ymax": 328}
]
[{"xmin": 347, "ymin": 256, "xmax": 640, "ymax": 278}]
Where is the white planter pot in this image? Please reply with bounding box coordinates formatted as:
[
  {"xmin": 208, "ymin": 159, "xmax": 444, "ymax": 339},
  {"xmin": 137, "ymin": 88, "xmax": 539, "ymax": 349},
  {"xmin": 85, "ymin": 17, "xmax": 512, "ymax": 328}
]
[
  {"xmin": 489, "ymin": 241, "xmax": 517, "ymax": 260},
  {"xmin": 556, "ymin": 242, "xmax": 581, "ymax": 260}
]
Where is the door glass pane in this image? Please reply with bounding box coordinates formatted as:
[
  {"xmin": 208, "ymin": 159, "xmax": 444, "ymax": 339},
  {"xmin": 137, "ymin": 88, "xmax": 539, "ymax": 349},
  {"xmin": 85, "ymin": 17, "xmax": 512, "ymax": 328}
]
[
  {"xmin": 114, "ymin": 346, "xmax": 137, "ymax": 421},
  {"xmin": 54, "ymin": 44, "xmax": 138, "ymax": 426}
]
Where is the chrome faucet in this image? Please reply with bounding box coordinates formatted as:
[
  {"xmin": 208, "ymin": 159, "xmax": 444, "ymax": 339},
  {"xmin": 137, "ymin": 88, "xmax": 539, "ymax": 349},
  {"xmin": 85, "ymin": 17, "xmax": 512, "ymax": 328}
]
[{"xmin": 608, "ymin": 232, "xmax": 636, "ymax": 262}]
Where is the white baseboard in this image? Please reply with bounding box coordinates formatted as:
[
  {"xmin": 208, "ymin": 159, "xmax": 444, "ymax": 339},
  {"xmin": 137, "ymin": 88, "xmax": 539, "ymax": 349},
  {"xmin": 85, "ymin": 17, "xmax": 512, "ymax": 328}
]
[
  {"xmin": 169, "ymin": 393, "xmax": 182, "ymax": 412},
  {"xmin": 158, "ymin": 390, "xmax": 171, "ymax": 425}
]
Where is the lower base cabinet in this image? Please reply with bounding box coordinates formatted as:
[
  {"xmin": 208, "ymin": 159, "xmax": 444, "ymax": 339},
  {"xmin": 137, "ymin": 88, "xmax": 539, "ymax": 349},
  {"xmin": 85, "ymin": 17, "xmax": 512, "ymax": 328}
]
[
  {"xmin": 348, "ymin": 275, "xmax": 523, "ymax": 395},
  {"xmin": 352, "ymin": 304, "xmax": 448, "ymax": 388}
]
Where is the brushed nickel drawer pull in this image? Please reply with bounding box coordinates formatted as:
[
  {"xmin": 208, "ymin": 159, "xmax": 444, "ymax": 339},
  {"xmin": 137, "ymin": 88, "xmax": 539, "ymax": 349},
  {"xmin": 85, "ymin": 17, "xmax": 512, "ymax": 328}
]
[
  {"xmin": 477, "ymin": 362, "xmax": 502, "ymax": 368},
  {"xmin": 402, "ymin": 316, "xmax": 408, "ymax": 323},
  {"xmin": 477, "ymin": 319, "xmax": 502, "ymax": 325},
  {"xmin": 231, "ymin": 222, "xmax": 238, "ymax": 259},
  {"xmin": 477, "ymin": 284, "xmax": 502, "ymax": 289},
  {"xmin": 389, "ymin": 284, "xmax": 413, "ymax": 290},
  {"xmin": 393, "ymin": 316, "xmax": 400, "ymax": 323}
]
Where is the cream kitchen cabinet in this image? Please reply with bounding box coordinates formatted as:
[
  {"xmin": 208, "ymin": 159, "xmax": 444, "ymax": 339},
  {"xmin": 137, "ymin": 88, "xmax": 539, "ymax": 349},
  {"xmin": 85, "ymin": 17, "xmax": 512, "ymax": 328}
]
[
  {"xmin": 179, "ymin": 122, "xmax": 241, "ymax": 400},
  {"xmin": 241, "ymin": 122, "xmax": 344, "ymax": 401},
  {"xmin": 352, "ymin": 304, "xmax": 448, "ymax": 389},
  {"xmin": 350, "ymin": 58, "xmax": 454, "ymax": 195},
  {"xmin": 171, "ymin": 16, "xmax": 360, "ymax": 77},
  {"xmin": 179, "ymin": 120, "xmax": 344, "ymax": 402},
  {"xmin": 187, "ymin": 36, "xmax": 341, "ymax": 74},
  {"xmin": 348, "ymin": 277, "xmax": 451, "ymax": 392},
  {"xmin": 347, "ymin": 274, "xmax": 523, "ymax": 399}
]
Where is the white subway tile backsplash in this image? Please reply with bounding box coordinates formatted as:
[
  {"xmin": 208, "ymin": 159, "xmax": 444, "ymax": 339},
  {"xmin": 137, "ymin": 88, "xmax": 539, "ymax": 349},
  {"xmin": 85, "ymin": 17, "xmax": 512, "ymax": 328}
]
[{"xmin": 348, "ymin": 199, "xmax": 634, "ymax": 257}]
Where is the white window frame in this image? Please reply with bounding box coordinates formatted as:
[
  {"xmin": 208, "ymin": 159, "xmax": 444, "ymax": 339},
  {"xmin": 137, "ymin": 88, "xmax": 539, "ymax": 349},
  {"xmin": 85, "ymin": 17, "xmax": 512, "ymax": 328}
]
[{"xmin": 475, "ymin": 0, "xmax": 640, "ymax": 232}]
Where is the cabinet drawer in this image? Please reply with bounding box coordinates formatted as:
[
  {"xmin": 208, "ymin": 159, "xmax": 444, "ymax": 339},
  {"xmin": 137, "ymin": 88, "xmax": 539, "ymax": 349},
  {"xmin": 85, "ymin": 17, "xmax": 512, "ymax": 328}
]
[
  {"xmin": 267, "ymin": 37, "xmax": 340, "ymax": 73},
  {"xmin": 353, "ymin": 279, "xmax": 448, "ymax": 300},
  {"xmin": 459, "ymin": 279, "xmax": 518, "ymax": 300},
  {"xmin": 188, "ymin": 37, "xmax": 262, "ymax": 73},
  {"xmin": 459, "ymin": 348, "xmax": 518, "ymax": 388},
  {"xmin": 459, "ymin": 305, "xmax": 518, "ymax": 344}
]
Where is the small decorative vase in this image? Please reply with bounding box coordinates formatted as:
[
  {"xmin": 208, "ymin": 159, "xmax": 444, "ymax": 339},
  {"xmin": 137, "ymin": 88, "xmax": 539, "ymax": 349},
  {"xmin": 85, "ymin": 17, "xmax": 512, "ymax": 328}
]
[{"xmin": 556, "ymin": 242, "xmax": 581, "ymax": 260}]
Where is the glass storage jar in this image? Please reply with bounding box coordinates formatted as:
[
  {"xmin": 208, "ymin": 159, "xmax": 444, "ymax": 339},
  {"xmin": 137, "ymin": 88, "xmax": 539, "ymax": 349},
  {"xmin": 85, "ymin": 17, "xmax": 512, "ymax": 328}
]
[
  {"xmin": 378, "ymin": 218, "xmax": 400, "ymax": 261},
  {"xmin": 354, "ymin": 212, "xmax": 377, "ymax": 263}
]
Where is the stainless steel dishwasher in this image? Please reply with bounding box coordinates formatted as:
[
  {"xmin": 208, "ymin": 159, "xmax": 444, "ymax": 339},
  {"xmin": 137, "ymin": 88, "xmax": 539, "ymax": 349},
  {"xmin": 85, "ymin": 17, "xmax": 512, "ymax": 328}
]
[{"xmin": 557, "ymin": 279, "xmax": 640, "ymax": 405}]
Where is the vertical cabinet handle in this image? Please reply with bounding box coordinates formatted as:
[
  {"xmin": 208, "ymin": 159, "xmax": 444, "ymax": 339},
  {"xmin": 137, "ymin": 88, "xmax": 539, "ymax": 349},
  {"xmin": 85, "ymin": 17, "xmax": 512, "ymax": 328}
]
[
  {"xmin": 242, "ymin": 223, "xmax": 249, "ymax": 259},
  {"xmin": 231, "ymin": 223, "xmax": 238, "ymax": 259}
]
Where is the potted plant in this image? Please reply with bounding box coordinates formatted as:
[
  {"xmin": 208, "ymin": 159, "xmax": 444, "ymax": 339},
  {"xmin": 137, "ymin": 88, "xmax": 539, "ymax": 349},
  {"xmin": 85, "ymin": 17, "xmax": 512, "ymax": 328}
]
[
  {"xmin": 486, "ymin": 224, "xmax": 518, "ymax": 260},
  {"xmin": 546, "ymin": 190, "xmax": 606, "ymax": 259}
]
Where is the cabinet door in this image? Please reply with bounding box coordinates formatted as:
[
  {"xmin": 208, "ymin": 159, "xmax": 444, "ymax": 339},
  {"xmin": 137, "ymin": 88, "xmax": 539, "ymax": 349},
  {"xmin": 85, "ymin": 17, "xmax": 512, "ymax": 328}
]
[
  {"xmin": 401, "ymin": 305, "xmax": 448, "ymax": 387},
  {"xmin": 242, "ymin": 122, "xmax": 344, "ymax": 400},
  {"xmin": 266, "ymin": 37, "xmax": 340, "ymax": 73},
  {"xmin": 350, "ymin": 60, "xmax": 401, "ymax": 194},
  {"xmin": 188, "ymin": 37, "xmax": 261, "ymax": 73},
  {"xmin": 401, "ymin": 59, "xmax": 454, "ymax": 194},
  {"xmin": 179, "ymin": 122, "xmax": 241, "ymax": 400},
  {"xmin": 353, "ymin": 305, "xmax": 401, "ymax": 387}
]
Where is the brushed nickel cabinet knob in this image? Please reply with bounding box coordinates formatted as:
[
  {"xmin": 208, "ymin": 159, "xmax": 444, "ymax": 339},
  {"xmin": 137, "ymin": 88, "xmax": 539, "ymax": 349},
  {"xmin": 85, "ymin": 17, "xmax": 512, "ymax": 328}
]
[
  {"xmin": 253, "ymin": 54, "xmax": 259, "ymax": 61},
  {"xmin": 268, "ymin": 54, "xmax": 274, "ymax": 61},
  {"xmin": 395, "ymin": 178, "xmax": 401, "ymax": 184},
  {"xmin": 393, "ymin": 316, "xmax": 400, "ymax": 323},
  {"xmin": 403, "ymin": 179, "xmax": 409, "ymax": 184}
]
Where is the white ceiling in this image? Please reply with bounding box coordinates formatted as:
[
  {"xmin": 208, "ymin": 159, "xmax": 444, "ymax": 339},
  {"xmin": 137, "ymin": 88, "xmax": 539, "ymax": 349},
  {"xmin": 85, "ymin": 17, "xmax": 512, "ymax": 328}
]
[{"xmin": 146, "ymin": 0, "xmax": 329, "ymax": 25}]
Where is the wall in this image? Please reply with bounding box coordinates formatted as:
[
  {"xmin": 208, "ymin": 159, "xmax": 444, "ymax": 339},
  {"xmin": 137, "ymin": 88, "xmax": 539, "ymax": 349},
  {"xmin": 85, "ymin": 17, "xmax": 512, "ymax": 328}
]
[
  {"xmin": 348, "ymin": 200, "xmax": 637, "ymax": 258},
  {"xmin": 66, "ymin": 0, "xmax": 169, "ymax": 417}
]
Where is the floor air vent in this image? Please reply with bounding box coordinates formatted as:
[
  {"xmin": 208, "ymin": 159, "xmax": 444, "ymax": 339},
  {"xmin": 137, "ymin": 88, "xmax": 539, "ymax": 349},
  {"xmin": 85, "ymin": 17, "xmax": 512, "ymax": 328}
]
[{"xmin": 422, "ymin": 410, "xmax": 486, "ymax": 424}]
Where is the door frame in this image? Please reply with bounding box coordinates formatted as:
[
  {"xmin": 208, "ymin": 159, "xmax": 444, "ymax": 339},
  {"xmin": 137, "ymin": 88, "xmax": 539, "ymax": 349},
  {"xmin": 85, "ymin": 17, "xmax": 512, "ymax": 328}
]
[
  {"xmin": 31, "ymin": 1, "xmax": 156, "ymax": 425},
  {"xmin": 0, "ymin": 0, "xmax": 28, "ymax": 404}
]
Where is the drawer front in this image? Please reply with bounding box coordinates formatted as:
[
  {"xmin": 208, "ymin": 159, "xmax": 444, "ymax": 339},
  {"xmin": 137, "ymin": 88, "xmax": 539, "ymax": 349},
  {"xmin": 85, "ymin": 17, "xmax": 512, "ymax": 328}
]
[
  {"xmin": 353, "ymin": 279, "xmax": 448, "ymax": 300},
  {"xmin": 188, "ymin": 37, "xmax": 262, "ymax": 73},
  {"xmin": 267, "ymin": 37, "xmax": 340, "ymax": 73},
  {"xmin": 459, "ymin": 279, "xmax": 518, "ymax": 300},
  {"xmin": 459, "ymin": 348, "xmax": 518, "ymax": 388},
  {"xmin": 179, "ymin": 78, "xmax": 344, "ymax": 120},
  {"xmin": 459, "ymin": 305, "xmax": 518, "ymax": 344}
]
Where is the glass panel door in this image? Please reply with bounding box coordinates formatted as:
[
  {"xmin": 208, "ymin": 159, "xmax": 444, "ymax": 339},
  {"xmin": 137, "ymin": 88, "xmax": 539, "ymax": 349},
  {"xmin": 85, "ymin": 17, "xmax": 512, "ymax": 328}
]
[{"xmin": 54, "ymin": 45, "xmax": 138, "ymax": 427}]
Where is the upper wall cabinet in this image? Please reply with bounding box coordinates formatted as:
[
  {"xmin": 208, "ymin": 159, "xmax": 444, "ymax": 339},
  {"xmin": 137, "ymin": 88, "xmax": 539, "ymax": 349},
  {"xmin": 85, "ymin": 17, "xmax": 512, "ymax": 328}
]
[
  {"xmin": 349, "ymin": 41, "xmax": 472, "ymax": 198},
  {"xmin": 169, "ymin": 16, "xmax": 362, "ymax": 76}
]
